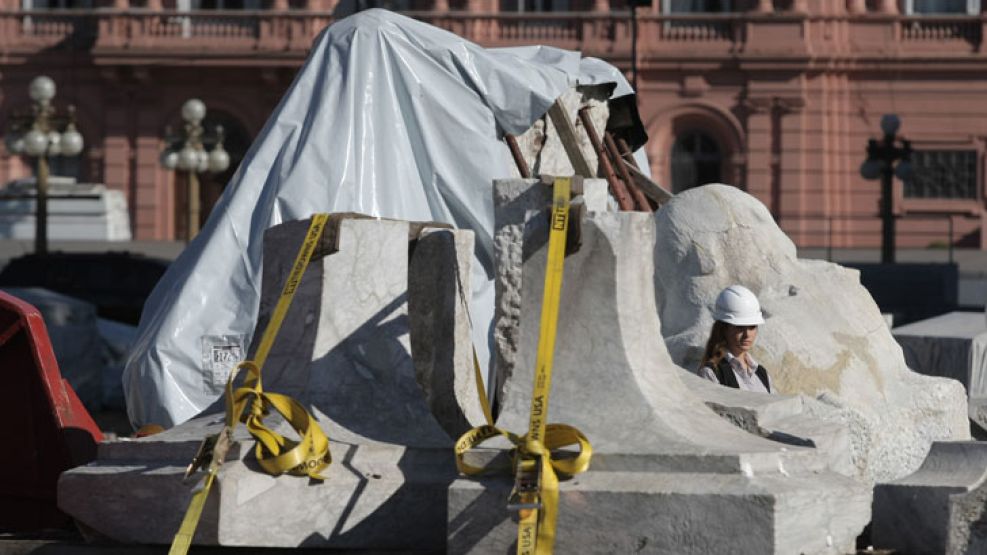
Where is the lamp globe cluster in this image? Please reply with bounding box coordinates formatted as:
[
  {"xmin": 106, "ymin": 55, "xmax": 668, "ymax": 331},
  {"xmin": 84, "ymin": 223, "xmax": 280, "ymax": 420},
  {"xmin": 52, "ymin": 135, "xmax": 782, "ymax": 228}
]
[
  {"xmin": 4, "ymin": 76, "xmax": 85, "ymax": 158},
  {"xmin": 160, "ymin": 99, "xmax": 230, "ymax": 175}
]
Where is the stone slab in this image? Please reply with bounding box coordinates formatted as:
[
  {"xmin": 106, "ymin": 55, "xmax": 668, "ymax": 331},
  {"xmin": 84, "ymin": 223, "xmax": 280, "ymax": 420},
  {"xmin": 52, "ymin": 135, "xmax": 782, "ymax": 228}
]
[
  {"xmin": 449, "ymin": 466, "xmax": 869, "ymax": 555},
  {"xmin": 59, "ymin": 417, "xmax": 457, "ymax": 549},
  {"xmin": 893, "ymin": 311, "xmax": 987, "ymax": 398},
  {"xmin": 872, "ymin": 441, "xmax": 987, "ymax": 555},
  {"xmin": 681, "ymin": 370, "xmax": 856, "ymax": 477}
]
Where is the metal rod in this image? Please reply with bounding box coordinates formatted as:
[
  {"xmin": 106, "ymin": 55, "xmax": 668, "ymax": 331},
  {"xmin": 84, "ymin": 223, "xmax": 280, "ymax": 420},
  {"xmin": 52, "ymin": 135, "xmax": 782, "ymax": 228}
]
[
  {"xmin": 505, "ymin": 134, "xmax": 530, "ymax": 178},
  {"xmin": 188, "ymin": 170, "xmax": 200, "ymax": 241},
  {"xmin": 631, "ymin": 5, "xmax": 638, "ymax": 94},
  {"xmin": 576, "ymin": 107, "xmax": 634, "ymax": 211},
  {"xmin": 35, "ymin": 155, "xmax": 49, "ymax": 256},
  {"xmin": 881, "ymin": 151, "xmax": 895, "ymax": 265},
  {"xmin": 616, "ymin": 137, "xmax": 640, "ymax": 169},
  {"xmin": 948, "ymin": 215, "xmax": 954, "ymax": 265},
  {"xmin": 604, "ymin": 131, "xmax": 650, "ymax": 212},
  {"xmin": 827, "ymin": 216, "xmax": 833, "ymax": 262}
]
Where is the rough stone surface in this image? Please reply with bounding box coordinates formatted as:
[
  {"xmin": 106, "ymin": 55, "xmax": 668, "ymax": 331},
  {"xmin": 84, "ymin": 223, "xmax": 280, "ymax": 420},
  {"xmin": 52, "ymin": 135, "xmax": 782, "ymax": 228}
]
[
  {"xmin": 408, "ymin": 227, "xmax": 486, "ymax": 439},
  {"xmin": 971, "ymin": 397, "xmax": 987, "ymax": 437},
  {"xmin": 60, "ymin": 217, "xmax": 465, "ymax": 550},
  {"xmin": 893, "ymin": 311, "xmax": 987, "ymax": 397},
  {"xmin": 682, "ymin": 371, "xmax": 856, "ymax": 478},
  {"xmin": 511, "ymin": 86, "xmax": 611, "ymax": 180},
  {"xmin": 456, "ymin": 179, "xmax": 871, "ymax": 554},
  {"xmin": 654, "ymin": 184, "xmax": 970, "ymax": 483},
  {"xmin": 872, "ymin": 441, "xmax": 987, "ymax": 555}
]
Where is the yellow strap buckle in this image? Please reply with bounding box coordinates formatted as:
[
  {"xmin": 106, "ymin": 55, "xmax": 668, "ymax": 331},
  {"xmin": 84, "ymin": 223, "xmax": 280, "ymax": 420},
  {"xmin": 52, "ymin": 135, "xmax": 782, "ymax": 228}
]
[
  {"xmin": 507, "ymin": 457, "xmax": 543, "ymax": 511},
  {"xmin": 183, "ymin": 434, "xmax": 217, "ymax": 480},
  {"xmin": 183, "ymin": 427, "xmax": 234, "ymax": 481}
]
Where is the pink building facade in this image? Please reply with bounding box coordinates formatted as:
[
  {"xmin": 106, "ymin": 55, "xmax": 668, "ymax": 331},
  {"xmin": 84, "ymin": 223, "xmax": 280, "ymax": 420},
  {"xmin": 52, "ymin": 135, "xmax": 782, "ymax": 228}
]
[{"xmin": 2, "ymin": 0, "xmax": 987, "ymax": 247}]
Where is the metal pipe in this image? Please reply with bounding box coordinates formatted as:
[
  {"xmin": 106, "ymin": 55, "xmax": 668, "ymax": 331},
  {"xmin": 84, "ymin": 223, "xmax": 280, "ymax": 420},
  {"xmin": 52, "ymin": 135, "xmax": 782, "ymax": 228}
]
[
  {"xmin": 188, "ymin": 170, "xmax": 200, "ymax": 241},
  {"xmin": 36, "ymin": 155, "xmax": 49, "ymax": 256},
  {"xmin": 604, "ymin": 131, "xmax": 651, "ymax": 212},
  {"xmin": 577, "ymin": 107, "xmax": 634, "ymax": 211},
  {"xmin": 948, "ymin": 215, "xmax": 954, "ymax": 265},
  {"xmin": 616, "ymin": 137, "xmax": 640, "ymax": 169}
]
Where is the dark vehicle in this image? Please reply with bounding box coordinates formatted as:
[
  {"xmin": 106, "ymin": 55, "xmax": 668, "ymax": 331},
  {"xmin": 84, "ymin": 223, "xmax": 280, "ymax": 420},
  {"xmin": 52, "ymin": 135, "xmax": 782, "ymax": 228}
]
[{"xmin": 0, "ymin": 252, "xmax": 169, "ymax": 325}]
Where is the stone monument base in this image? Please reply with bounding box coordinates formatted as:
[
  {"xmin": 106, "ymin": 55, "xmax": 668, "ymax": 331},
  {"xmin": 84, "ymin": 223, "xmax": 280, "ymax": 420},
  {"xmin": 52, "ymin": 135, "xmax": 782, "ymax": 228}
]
[
  {"xmin": 59, "ymin": 415, "xmax": 458, "ymax": 550},
  {"xmin": 448, "ymin": 456, "xmax": 870, "ymax": 554}
]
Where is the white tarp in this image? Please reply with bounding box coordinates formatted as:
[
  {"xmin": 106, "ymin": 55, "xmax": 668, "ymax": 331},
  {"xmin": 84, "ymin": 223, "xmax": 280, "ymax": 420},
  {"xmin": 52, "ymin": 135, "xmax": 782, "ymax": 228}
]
[{"xmin": 123, "ymin": 8, "xmax": 643, "ymax": 427}]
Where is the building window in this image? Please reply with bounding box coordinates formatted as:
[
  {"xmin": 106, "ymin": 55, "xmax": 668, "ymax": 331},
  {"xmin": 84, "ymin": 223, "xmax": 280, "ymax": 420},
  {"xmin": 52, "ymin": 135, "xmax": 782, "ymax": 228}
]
[
  {"xmin": 671, "ymin": 131, "xmax": 721, "ymax": 193},
  {"xmin": 904, "ymin": 0, "xmax": 980, "ymax": 14},
  {"xmin": 904, "ymin": 150, "xmax": 978, "ymax": 199},
  {"xmin": 179, "ymin": 0, "xmax": 262, "ymax": 9},
  {"xmin": 21, "ymin": 0, "xmax": 92, "ymax": 8},
  {"xmin": 663, "ymin": 0, "xmax": 732, "ymax": 38},
  {"xmin": 500, "ymin": 0, "xmax": 569, "ymax": 12},
  {"xmin": 664, "ymin": 0, "xmax": 731, "ymax": 10}
]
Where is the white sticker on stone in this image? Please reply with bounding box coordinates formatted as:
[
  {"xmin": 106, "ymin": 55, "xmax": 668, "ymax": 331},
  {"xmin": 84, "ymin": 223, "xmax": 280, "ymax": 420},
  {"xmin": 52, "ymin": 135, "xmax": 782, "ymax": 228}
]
[{"xmin": 201, "ymin": 335, "xmax": 246, "ymax": 393}]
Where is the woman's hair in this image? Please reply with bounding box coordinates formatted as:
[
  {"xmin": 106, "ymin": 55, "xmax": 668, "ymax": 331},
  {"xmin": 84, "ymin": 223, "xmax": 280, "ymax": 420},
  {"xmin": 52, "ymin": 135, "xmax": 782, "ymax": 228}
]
[{"xmin": 699, "ymin": 320, "xmax": 730, "ymax": 371}]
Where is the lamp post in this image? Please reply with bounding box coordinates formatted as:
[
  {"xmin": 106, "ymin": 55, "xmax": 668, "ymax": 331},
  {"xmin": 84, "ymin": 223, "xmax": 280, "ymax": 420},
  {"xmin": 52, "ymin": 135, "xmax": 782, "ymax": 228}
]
[
  {"xmin": 860, "ymin": 114, "xmax": 913, "ymax": 264},
  {"xmin": 628, "ymin": 0, "xmax": 649, "ymax": 94},
  {"xmin": 160, "ymin": 99, "xmax": 230, "ymax": 241},
  {"xmin": 3, "ymin": 76, "xmax": 85, "ymax": 256}
]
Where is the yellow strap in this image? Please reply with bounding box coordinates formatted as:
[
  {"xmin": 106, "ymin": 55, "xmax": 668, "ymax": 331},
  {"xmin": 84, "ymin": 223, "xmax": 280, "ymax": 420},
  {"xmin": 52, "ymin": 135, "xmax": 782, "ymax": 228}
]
[
  {"xmin": 525, "ymin": 177, "xmax": 569, "ymax": 448},
  {"xmin": 473, "ymin": 346, "xmax": 495, "ymax": 427},
  {"xmin": 454, "ymin": 178, "xmax": 591, "ymax": 555},
  {"xmin": 169, "ymin": 214, "xmax": 332, "ymax": 555},
  {"xmin": 252, "ymin": 213, "xmax": 329, "ymax": 369},
  {"xmin": 168, "ymin": 472, "xmax": 216, "ymax": 555}
]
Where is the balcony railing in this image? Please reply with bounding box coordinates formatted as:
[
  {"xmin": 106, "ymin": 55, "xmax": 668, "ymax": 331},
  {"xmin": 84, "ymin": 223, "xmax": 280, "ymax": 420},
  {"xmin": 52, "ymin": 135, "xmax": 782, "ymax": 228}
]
[
  {"xmin": 901, "ymin": 15, "xmax": 981, "ymax": 43},
  {"xmin": 1, "ymin": 9, "xmax": 984, "ymax": 61}
]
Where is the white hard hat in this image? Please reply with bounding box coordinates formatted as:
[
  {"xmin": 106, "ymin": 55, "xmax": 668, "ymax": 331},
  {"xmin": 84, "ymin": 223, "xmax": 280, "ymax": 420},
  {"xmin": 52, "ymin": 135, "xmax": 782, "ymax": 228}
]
[{"xmin": 712, "ymin": 284, "xmax": 764, "ymax": 326}]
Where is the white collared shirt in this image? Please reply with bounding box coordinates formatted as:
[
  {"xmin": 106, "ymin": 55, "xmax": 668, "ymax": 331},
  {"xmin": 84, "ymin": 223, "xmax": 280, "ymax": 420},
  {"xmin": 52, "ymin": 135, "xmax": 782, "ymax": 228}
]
[{"xmin": 699, "ymin": 351, "xmax": 772, "ymax": 394}]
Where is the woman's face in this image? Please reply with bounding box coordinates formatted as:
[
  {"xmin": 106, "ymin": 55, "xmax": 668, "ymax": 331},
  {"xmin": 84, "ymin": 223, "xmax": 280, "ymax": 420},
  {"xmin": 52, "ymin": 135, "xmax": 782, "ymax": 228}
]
[{"xmin": 725, "ymin": 324, "xmax": 758, "ymax": 355}]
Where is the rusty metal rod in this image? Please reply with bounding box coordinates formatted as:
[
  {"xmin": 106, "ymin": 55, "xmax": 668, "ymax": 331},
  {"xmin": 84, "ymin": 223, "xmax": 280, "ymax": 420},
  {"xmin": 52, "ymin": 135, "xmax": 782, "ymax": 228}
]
[
  {"xmin": 504, "ymin": 134, "xmax": 531, "ymax": 178},
  {"xmin": 616, "ymin": 137, "xmax": 640, "ymax": 169},
  {"xmin": 577, "ymin": 107, "xmax": 634, "ymax": 211},
  {"xmin": 605, "ymin": 131, "xmax": 651, "ymax": 213}
]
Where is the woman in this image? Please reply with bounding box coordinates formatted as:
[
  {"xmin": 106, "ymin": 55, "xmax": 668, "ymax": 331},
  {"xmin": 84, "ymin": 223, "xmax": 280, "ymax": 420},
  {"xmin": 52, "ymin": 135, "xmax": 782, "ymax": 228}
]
[{"xmin": 698, "ymin": 284, "xmax": 772, "ymax": 393}]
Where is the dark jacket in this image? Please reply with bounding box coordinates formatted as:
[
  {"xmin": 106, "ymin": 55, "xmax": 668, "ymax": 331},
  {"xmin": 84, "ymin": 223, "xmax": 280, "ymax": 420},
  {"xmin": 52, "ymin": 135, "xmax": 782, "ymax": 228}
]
[{"xmin": 713, "ymin": 358, "xmax": 770, "ymax": 393}]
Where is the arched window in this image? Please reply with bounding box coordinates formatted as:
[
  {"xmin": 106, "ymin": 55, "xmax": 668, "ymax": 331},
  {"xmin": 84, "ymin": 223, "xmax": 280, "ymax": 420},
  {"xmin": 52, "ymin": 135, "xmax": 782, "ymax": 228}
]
[{"xmin": 670, "ymin": 131, "xmax": 721, "ymax": 193}]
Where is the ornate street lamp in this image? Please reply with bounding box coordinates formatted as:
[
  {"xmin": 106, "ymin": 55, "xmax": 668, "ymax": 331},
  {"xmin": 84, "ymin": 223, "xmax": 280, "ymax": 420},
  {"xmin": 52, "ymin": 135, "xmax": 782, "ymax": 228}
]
[
  {"xmin": 160, "ymin": 99, "xmax": 230, "ymax": 241},
  {"xmin": 860, "ymin": 114, "xmax": 913, "ymax": 264},
  {"xmin": 3, "ymin": 76, "xmax": 85, "ymax": 256}
]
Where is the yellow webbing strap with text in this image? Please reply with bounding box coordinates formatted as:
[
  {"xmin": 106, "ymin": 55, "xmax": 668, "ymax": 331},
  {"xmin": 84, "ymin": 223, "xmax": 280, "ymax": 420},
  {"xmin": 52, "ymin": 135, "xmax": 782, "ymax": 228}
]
[
  {"xmin": 169, "ymin": 214, "xmax": 332, "ymax": 555},
  {"xmin": 454, "ymin": 178, "xmax": 592, "ymax": 555}
]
